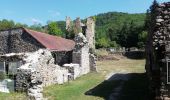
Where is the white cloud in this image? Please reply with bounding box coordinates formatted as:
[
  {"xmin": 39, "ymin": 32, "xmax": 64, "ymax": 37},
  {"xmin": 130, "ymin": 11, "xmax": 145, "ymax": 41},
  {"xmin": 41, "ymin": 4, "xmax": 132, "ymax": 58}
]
[
  {"xmin": 48, "ymin": 10, "xmax": 61, "ymax": 17},
  {"xmin": 31, "ymin": 18, "xmax": 43, "ymax": 24}
]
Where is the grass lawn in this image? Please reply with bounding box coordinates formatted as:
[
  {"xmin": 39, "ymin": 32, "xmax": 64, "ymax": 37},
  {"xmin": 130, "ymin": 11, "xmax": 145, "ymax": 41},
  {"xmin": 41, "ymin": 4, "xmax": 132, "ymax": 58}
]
[
  {"xmin": 0, "ymin": 59, "xmax": 147, "ymax": 100},
  {"xmin": 0, "ymin": 92, "xmax": 27, "ymax": 100},
  {"xmin": 43, "ymin": 72, "xmax": 104, "ymax": 100}
]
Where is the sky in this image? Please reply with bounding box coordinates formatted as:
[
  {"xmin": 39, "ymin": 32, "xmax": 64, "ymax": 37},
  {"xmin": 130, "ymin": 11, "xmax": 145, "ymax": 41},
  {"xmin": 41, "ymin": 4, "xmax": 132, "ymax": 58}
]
[{"xmin": 0, "ymin": 0, "xmax": 169, "ymax": 25}]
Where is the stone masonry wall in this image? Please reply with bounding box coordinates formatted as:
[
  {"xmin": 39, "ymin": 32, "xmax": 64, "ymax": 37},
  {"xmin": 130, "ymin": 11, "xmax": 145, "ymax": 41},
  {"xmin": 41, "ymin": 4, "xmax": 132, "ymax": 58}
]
[
  {"xmin": 146, "ymin": 2, "xmax": 170, "ymax": 99},
  {"xmin": 0, "ymin": 28, "xmax": 45, "ymax": 55},
  {"xmin": 72, "ymin": 33, "xmax": 90, "ymax": 75},
  {"xmin": 16, "ymin": 49, "xmax": 69, "ymax": 99},
  {"xmin": 86, "ymin": 17, "xmax": 95, "ymax": 49}
]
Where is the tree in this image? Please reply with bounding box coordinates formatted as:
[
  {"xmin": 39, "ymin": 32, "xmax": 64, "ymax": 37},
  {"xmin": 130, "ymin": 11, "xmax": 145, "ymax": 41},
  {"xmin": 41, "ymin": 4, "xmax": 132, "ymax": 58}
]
[
  {"xmin": 47, "ymin": 21, "xmax": 63, "ymax": 36},
  {"xmin": 15, "ymin": 23, "xmax": 28, "ymax": 28},
  {"xmin": 0, "ymin": 19, "xmax": 15, "ymax": 30},
  {"xmin": 96, "ymin": 37, "xmax": 110, "ymax": 48},
  {"xmin": 138, "ymin": 31, "xmax": 148, "ymax": 48},
  {"xmin": 29, "ymin": 23, "xmax": 45, "ymax": 32}
]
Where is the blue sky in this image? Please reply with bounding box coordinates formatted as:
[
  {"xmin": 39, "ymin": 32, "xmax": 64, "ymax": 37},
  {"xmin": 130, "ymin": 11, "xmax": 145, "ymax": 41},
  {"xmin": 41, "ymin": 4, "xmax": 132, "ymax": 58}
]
[{"xmin": 0, "ymin": 0, "xmax": 169, "ymax": 25}]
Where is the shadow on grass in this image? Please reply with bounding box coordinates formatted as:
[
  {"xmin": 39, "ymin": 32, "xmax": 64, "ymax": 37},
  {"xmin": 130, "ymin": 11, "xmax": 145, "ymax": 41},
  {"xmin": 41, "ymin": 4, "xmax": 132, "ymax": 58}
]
[{"xmin": 85, "ymin": 73, "xmax": 152, "ymax": 100}]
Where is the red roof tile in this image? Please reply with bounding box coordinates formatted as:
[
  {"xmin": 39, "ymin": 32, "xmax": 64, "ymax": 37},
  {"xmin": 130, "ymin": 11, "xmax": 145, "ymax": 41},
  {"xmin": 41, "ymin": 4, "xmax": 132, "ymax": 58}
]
[{"xmin": 24, "ymin": 28, "xmax": 75, "ymax": 51}]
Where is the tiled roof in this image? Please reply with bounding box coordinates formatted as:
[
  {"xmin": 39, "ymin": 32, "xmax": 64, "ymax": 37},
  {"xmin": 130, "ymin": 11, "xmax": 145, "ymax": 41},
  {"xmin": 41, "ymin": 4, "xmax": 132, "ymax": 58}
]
[{"xmin": 24, "ymin": 28, "xmax": 75, "ymax": 51}]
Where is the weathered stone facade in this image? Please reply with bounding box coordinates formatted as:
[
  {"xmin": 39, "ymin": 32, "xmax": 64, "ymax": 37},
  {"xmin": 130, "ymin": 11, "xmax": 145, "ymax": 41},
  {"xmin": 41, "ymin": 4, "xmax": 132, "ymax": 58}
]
[
  {"xmin": 73, "ymin": 33, "xmax": 90, "ymax": 75},
  {"xmin": 66, "ymin": 17, "xmax": 97, "ymax": 73},
  {"xmin": 0, "ymin": 28, "xmax": 45, "ymax": 55},
  {"xmin": 66, "ymin": 16, "xmax": 72, "ymax": 32},
  {"xmin": 74, "ymin": 17, "xmax": 82, "ymax": 34},
  {"xmin": 16, "ymin": 49, "xmax": 69, "ymax": 99},
  {"xmin": 86, "ymin": 17, "xmax": 95, "ymax": 49},
  {"xmin": 146, "ymin": 2, "xmax": 170, "ymax": 99}
]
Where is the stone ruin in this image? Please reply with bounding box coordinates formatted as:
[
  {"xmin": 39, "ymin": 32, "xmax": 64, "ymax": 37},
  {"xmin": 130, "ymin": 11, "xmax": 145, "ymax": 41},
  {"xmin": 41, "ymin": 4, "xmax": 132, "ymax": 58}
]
[
  {"xmin": 0, "ymin": 26, "xmax": 97, "ymax": 100},
  {"xmin": 66, "ymin": 16, "xmax": 97, "ymax": 72},
  {"xmin": 146, "ymin": 1, "xmax": 170, "ymax": 100}
]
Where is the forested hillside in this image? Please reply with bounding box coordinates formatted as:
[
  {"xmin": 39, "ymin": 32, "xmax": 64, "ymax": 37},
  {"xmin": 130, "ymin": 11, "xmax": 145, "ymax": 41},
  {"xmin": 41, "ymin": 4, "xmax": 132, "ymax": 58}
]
[
  {"xmin": 0, "ymin": 12, "xmax": 147, "ymax": 49},
  {"xmin": 94, "ymin": 12, "xmax": 146, "ymax": 48}
]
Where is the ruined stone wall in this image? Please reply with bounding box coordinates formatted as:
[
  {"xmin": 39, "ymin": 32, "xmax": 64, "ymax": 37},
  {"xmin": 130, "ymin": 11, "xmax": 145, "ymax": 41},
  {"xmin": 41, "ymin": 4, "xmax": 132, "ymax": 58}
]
[
  {"xmin": 16, "ymin": 49, "xmax": 69, "ymax": 90},
  {"xmin": 15, "ymin": 49, "xmax": 70, "ymax": 99},
  {"xmin": 14, "ymin": 49, "xmax": 93, "ymax": 99},
  {"xmin": 72, "ymin": 33, "xmax": 90, "ymax": 75},
  {"xmin": 66, "ymin": 16, "xmax": 72, "ymax": 32},
  {"xmin": 146, "ymin": 2, "xmax": 170, "ymax": 99},
  {"xmin": 86, "ymin": 17, "xmax": 95, "ymax": 49},
  {"xmin": 74, "ymin": 18, "xmax": 82, "ymax": 34},
  {"xmin": 0, "ymin": 28, "xmax": 45, "ymax": 55}
]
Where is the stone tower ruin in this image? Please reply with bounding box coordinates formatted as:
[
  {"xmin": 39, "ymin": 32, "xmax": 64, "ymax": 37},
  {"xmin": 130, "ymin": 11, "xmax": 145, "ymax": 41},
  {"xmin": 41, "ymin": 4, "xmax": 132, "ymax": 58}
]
[
  {"xmin": 66, "ymin": 16, "xmax": 72, "ymax": 32},
  {"xmin": 66, "ymin": 16, "xmax": 97, "ymax": 73},
  {"xmin": 74, "ymin": 17, "xmax": 83, "ymax": 34},
  {"xmin": 66, "ymin": 16, "xmax": 95, "ymax": 49},
  {"xmin": 86, "ymin": 17, "xmax": 95, "ymax": 49}
]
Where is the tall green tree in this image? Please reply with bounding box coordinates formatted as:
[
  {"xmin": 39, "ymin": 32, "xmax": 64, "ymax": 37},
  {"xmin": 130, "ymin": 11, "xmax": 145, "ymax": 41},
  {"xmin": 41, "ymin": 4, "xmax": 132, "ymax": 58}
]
[{"xmin": 47, "ymin": 21, "xmax": 63, "ymax": 36}]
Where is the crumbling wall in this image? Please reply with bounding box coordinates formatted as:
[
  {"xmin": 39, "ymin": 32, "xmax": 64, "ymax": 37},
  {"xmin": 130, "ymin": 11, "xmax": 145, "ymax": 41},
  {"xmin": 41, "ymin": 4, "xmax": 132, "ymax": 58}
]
[
  {"xmin": 146, "ymin": 2, "xmax": 170, "ymax": 99},
  {"xmin": 86, "ymin": 17, "xmax": 95, "ymax": 49},
  {"xmin": 16, "ymin": 49, "xmax": 69, "ymax": 89},
  {"xmin": 66, "ymin": 16, "xmax": 72, "ymax": 32},
  {"xmin": 0, "ymin": 28, "xmax": 45, "ymax": 55},
  {"xmin": 72, "ymin": 33, "xmax": 90, "ymax": 75},
  {"xmin": 74, "ymin": 17, "xmax": 82, "ymax": 34},
  {"xmin": 67, "ymin": 16, "xmax": 97, "ymax": 73},
  {"xmin": 15, "ymin": 49, "xmax": 69, "ymax": 99}
]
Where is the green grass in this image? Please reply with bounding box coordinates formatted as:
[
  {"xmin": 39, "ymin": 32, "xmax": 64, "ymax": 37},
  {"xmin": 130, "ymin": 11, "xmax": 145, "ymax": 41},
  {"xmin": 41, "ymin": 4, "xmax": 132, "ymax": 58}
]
[
  {"xmin": 43, "ymin": 72, "xmax": 104, "ymax": 100},
  {"xmin": 0, "ymin": 92, "xmax": 27, "ymax": 100}
]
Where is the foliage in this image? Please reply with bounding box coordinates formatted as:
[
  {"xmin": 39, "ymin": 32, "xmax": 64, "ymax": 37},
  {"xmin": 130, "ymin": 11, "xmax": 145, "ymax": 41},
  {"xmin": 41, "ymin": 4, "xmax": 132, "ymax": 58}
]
[
  {"xmin": 138, "ymin": 31, "xmax": 148, "ymax": 48},
  {"xmin": 47, "ymin": 21, "xmax": 63, "ymax": 36},
  {"xmin": 96, "ymin": 37, "xmax": 110, "ymax": 48},
  {"xmin": 0, "ymin": 19, "xmax": 15, "ymax": 30},
  {"xmin": 29, "ymin": 23, "xmax": 45, "ymax": 32},
  {"xmin": 94, "ymin": 12, "xmax": 146, "ymax": 48}
]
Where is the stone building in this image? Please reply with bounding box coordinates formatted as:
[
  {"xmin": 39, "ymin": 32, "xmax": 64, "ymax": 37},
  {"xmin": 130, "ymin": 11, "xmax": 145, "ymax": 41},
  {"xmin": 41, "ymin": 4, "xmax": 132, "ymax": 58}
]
[
  {"xmin": 145, "ymin": 2, "xmax": 170, "ymax": 100},
  {"xmin": 0, "ymin": 27, "xmax": 96, "ymax": 99}
]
